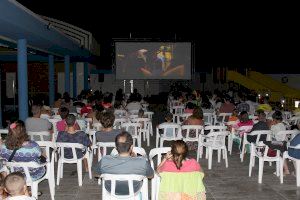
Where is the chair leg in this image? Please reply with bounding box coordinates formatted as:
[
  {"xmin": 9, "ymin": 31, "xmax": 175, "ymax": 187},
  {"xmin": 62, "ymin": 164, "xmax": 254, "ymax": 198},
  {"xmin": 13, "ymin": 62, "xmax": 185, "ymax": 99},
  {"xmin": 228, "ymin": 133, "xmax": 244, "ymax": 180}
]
[
  {"xmin": 156, "ymin": 135, "xmax": 159, "ymax": 148},
  {"xmin": 217, "ymin": 149, "xmax": 221, "ymax": 163},
  {"xmin": 77, "ymin": 161, "xmax": 83, "ymax": 186},
  {"xmin": 249, "ymin": 153, "xmax": 253, "ymax": 177},
  {"xmin": 31, "ymin": 183, "xmax": 38, "ymax": 199},
  {"xmin": 280, "ymin": 158, "xmax": 284, "ymax": 184},
  {"xmin": 276, "ymin": 160, "xmax": 280, "ymax": 177},
  {"xmin": 87, "ymin": 154, "xmax": 92, "ymax": 179},
  {"xmin": 241, "ymin": 142, "xmax": 245, "ymax": 162},
  {"xmin": 48, "ymin": 175, "xmax": 55, "ymax": 200},
  {"xmin": 224, "ymin": 148, "xmax": 228, "ymax": 168},
  {"xmin": 197, "ymin": 144, "xmax": 201, "ymax": 162},
  {"xmin": 56, "ymin": 160, "xmax": 61, "ymax": 186},
  {"xmin": 205, "ymin": 148, "xmax": 208, "ymax": 159},
  {"xmin": 160, "ymin": 139, "xmax": 164, "ymax": 148},
  {"xmin": 208, "ymin": 148, "xmax": 213, "ymax": 170},
  {"xmin": 297, "ymin": 161, "xmax": 300, "ymax": 187},
  {"xmin": 258, "ymin": 159, "xmax": 264, "ymax": 184},
  {"xmin": 147, "ymin": 132, "xmax": 150, "ymax": 147}
]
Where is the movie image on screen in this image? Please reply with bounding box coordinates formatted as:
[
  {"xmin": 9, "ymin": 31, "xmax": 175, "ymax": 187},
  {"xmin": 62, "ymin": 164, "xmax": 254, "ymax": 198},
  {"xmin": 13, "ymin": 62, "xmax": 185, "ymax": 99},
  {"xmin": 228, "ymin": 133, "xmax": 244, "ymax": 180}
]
[{"xmin": 116, "ymin": 42, "xmax": 191, "ymax": 79}]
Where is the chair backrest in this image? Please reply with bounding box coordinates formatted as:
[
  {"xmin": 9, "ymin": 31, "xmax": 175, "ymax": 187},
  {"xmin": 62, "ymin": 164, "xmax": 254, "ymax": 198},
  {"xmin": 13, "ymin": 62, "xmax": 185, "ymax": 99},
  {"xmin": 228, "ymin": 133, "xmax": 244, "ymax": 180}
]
[
  {"xmin": 203, "ymin": 113, "xmax": 213, "ymax": 125},
  {"xmin": 277, "ymin": 130, "xmax": 300, "ymax": 142},
  {"xmin": 248, "ymin": 130, "xmax": 272, "ymax": 144},
  {"xmin": 113, "ymin": 118, "xmax": 128, "ymax": 129},
  {"xmin": 51, "ymin": 108, "xmax": 59, "ymax": 115},
  {"xmin": 129, "ymin": 109, "xmax": 139, "ymax": 115},
  {"xmin": 121, "ymin": 122, "xmax": 141, "ymax": 136},
  {"xmin": 97, "ymin": 142, "xmax": 116, "ymax": 160},
  {"xmin": 76, "ymin": 119, "xmax": 87, "ymax": 131},
  {"xmin": 48, "ymin": 118, "xmax": 60, "ymax": 136},
  {"xmin": 236, "ymin": 125, "xmax": 253, "ymax": 134},
  {"xmin": 36, "ymin": 141, "xmax": 56, "ymax": 162},
  {"xmin": 52, "ymin": 115, "xmax": 62, "ymax": 120},
  {"xmin": 218, "ymin": 113, "xmax": 232, "ymax": 123},
  {"xmin": 177, "ymin": 113, "xmax": 192, "ymax": 124},
  {"xmin": 101, "ymin": 174, "xmax": 147, "ymax": 199},
  {"xmin": 171, "ymin": 106, "xmax": 185, "ymax": 115},
  {"xmin": 144, "ymin": 111, "xmax": 154, "ymax": 119},
  {"xmin": 111, "ymin": 147, "xmax": 147, "ymax": 157},
  {"xmin": 205, "ymin": 131, "xmax": 229, "ymax": 147},
  {"xmin": 76, "ymin": 107, "xmax": 82, "ymax": 114},
  {"xmin": 0, "ymin": 129, "xmax": 8, "ymax": 139},
  {"xmin": 181, "ymin": 125, "xmax": 204, "ymax": 140},
  {"xmin": 56, "ymin": 142, "xmax": 85, "ymax": 160},
  {"xmin": 114, "ymin": 109, "xmax": 127, "ymax": 117},
  {"xmin": 205, "ymin": 125, "xmax": 227, "ymax": 133},
  {"xmin": 27, "ymin": 131, "xmax": 51, "ymax": 141},
  {"xmin": 130, "ymin": 118, "xmax": 150, "ymax": 130},
  {"xmin": 283, "ymin": 111, "xmax": 292, "ymax": 120},
  {"xmin": 92, "ymin": 122, "xmax": 102, "ymax": 131},
  {"xmin": 149, "ymin": 147, "xmax": 172, "ymax": 168},
  {"xmin": 157, "ymin": 123, "xmax": 182, "ymax": 138},
  {"xmin": 6, "ymin": 161, "xmax": 43, "ymax": 184}
]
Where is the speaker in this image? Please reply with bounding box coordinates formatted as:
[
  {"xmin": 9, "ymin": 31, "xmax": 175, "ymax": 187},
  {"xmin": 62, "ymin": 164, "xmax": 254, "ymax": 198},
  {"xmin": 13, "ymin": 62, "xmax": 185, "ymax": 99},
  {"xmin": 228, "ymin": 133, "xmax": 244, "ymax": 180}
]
[
  {"xmin": 98, "ymin": 73, "xmax": 104, "ymax": 82},
  {"xmin": 200, "ymin": 73, "xmax": 206, "ymax": 83}
]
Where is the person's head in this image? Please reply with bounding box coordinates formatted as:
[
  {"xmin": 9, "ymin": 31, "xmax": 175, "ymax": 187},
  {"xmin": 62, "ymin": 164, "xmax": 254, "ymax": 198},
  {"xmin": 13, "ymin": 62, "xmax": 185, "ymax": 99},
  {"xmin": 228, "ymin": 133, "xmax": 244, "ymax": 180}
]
[
  {"xmin": 99, "ymin": 111, "xmax": 115, "ymax": 128},
  {"xmin": 239, "ymin": 111, "xmax": 249, "ymax": 122},
  {"xmin": 31, "ymin": 105, "xmax": 41, "ymax": 117},
  {"xmin": 165, "ymin": 112, "xmax": 173, "ymax": 122},
  {"xmin": 59, "ymin": 107, "xmax": 69, "ymax": 119},
  {"xmin": 232, "ymin": 109, "xmax": 238, "ymax": 117},
  {"xmin": 138, "ymin": 109, "xmax": 144, "ymax": 118},
  {"xmin": 272, "ymin": 110, "xmax": 283, "ymax": 122},
  {"xmin": 4, "ymin": 172, "xmax": 27, "ymax": 196},
  {"xmin": 171, "ymin": 140, "xmax": 188, "ymax": 170},
  {"xmin": 256, "ymin": 109, "xmax": 265, "ymax": 115},
  {"xmin": 115, "ymin": 131, "xmax": 133, "ymax": 154},
  {"xmin": 192, "ymin": 107, "xmax": 203, "ymax": 119},
  {"xmin": 65, "ymin": 114, "xmax": 76, "ymax": 127},
  {"xmin": 5, "ymin": 120, "xmax": 28, "ymax": 150},
  {"xmin": 103, "ymin": 92, "xmax": 113, "ymax": 104},
  {"xmin": 186, "ymin": 102, "xmax": 195, "ymax": 110},
  {"xmin": 258, "ymin": 112, "xmax": 266, "ymax": 122},
  {"xmin": 224, "ymin": 95, "xmax": 231, "ymax": 103}
]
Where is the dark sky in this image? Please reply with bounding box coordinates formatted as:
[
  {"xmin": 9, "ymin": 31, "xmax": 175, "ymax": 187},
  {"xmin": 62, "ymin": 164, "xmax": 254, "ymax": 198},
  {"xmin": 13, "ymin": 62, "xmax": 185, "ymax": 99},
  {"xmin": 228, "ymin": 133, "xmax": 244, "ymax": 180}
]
[{"xmin": 15, "ymin": 1, "xmax": 300, "ymax": 73}]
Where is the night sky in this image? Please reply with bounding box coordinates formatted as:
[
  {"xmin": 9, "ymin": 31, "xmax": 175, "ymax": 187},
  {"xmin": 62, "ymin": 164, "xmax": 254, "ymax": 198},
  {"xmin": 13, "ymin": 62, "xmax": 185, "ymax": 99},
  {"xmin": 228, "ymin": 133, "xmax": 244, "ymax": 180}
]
[{"xmin": 15, "ymin": 1, "xmax": 300, "ymax": 73}]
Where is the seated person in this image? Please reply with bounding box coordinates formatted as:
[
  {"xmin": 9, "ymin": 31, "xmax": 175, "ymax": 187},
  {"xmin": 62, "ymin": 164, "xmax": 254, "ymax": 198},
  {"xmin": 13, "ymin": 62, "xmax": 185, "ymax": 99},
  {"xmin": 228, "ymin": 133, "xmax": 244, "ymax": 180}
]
[
  {"xmin": 40, "ymin": 105, "xmax": 52, "ymax": 119},
  {"xmin": 247, "ymin": 111, "xmax": 269, "ymax": 143},
  {"xmin": 288, "ymin": 121, "xmax": 300, "ymax": 159},
  {"xmin": 138, "ymin": 109, "xmax": 145, "ymax": 118},
  {"xmin": 4, "ymin": 172, "xmax": 35, "ymax": 200},
  {"xmin": 158, "ymin": 112, "xmax": 177, "ymax": 137},
  {"xmin": 25, "ymin": 105, "xmax": 52, "ymax": 134},
  {"xmin": 0, "ymin": 121, "xmax": 45, "ymax": 181},
  {"xmin": 126, "ymin": 96, "xmax": 142, "ymax": 111},
  {"xmin": 56, "ymin": 114, "xmax": 91, "ymax": 170},
  {"xmin": 95, "ymin": 131, "xmax": 154, "ymax": 195},
  {"xmin": 228, "ymin": 109, "xmax": 239, "ymax": 122},
  {"xmin": 96, "ymin": 111, "xmax": 121, "ymax": 142},
  {"xmin": 56, "ymin": 107, "xmax": 80, "ymax": 132},
  {"xmin": 101, "ymin": 92, "xmax": 113, "ymax": 109},
  {"xmin": 183, "ymin": 107, "xmax": 204, "ymax": 126},
  {"xmin": 232, "ymin": 111, "xmax": 254, "ymax": 134},
  {"xmin": 157, "ymin": 140, "xmax": 201, "ymax": 173}
]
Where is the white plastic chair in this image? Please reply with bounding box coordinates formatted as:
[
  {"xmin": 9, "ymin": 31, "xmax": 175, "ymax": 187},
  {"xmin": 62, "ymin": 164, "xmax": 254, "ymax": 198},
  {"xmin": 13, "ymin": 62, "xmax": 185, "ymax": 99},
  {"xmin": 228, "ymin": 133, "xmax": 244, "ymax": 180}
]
[
  {"xmin": 129, "ymin": 109, "xmax": 139, "ymax": 115},
  {"xmin": 101, "ymin": 174, "xmax": 148, "ymax": 200},
  {"xmin": 131, "ymin": 118, "xmax": 151, "ymax": 146},
  {"xmin": 92, "ymin": 122, "xmax": 103, "ymax": 131},
  {"xmin": 48, "ymin": 118, "xmax": 60, "ymax": 138},
  {"xmin": 156, "ymin": 123, "xmax": 182, "ymax": 148},
  {"xmin": 51, "ymin": 108, "xmax": 59, "ymax": 115},
  {"xmin": 56, "ymin": 142, "xmax": 92, "ymax": 186},
  {"xmin": 144, "ymin": 111, "xmax": 154, "ymax": 120},
  {"xmin": 111, "ymin": 147, "xmax": 147, "ymax": 157},
  {"xmin": 281, "ymin": 144, "xmax": 300, "ymax": 186},
  {"xmin": 114, "ymin": 109, "xmax": 127, "ymax": 117},
  {"xmin": 236, "ymin": 125, "xmax": 253, "ymax": 162},
  {"xmin": 121, "ymin": 123, "xmax": 142, "ymax": 147},
  {"xmin": 176, "ymin": 113, "xmax": 192, "ymax": 125},
  {"xmin": 283, "ymin": 111, "xmax": 292, "ymax": 121},
  {"xmin": 0, "ymin": 129, "xmax": 8, "ymax": 139},
  {"xmin": 149, "ymin": 147, "xmax": 171, "ymax": 200},
  {"xmin": 27, "ymin": 131, "xmax": 51, "ymax": 141},
  {"xmin": 6, "ymin": 161, "xmax": 55, "ymax": 200},
  {"xmin": 171, "ymin": 106, "xmax": 185, "ymax": 123},
  {"xmin": 203, "ymin": 131, "xmax": 229, "ymax": 170},
  {"xmin": 113, "ymin": 118, "xmax": 128, "ymax": 129},
  {"xmin": 97, "ymin": 142, "xmax": 116, "ymax": 161},
  {"xmin": 181, "ymin": 125, "xmax": 204, "ymax": 161},
  {"xmin": 248, "ymin": 138, "xmax": 281, "ymax": 183},
  {"xmin": 248, "ymin": 130, "xmax": 272, "ymax": 177}
]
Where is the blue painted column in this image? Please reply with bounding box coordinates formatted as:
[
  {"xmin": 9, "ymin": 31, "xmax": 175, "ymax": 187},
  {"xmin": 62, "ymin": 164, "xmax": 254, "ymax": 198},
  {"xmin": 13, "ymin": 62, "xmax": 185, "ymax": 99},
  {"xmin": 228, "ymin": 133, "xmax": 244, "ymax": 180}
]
[
  {"xmin": 48, "ymin": 55, "xmax": 55, "ymax": 106},
  {"xmin": 84, "ymin": 62, "xmax": 89, "ymax": 90},
  {"xmin": 17, "ymin": 39, "xmax": 28, "ymax": 121},
  {"xmin": 64, "ymin": 55, "xmax": 70, "ymax": 94},
  {"xmin": 73, "ymin": 63, "xmax": 77, "ymax": 98}
]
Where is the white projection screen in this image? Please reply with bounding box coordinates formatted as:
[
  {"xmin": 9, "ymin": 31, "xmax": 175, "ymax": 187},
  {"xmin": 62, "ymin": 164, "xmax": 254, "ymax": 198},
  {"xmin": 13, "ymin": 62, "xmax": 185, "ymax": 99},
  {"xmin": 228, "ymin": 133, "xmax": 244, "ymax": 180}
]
[{"xmin": 116, "ymin": 42, "xmax": 191, "ymax": 79}]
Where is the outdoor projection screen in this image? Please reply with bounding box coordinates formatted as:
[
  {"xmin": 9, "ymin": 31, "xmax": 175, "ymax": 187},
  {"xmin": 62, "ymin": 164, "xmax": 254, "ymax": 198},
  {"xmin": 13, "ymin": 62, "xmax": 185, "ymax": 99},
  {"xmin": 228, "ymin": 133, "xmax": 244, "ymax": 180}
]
[{"xmin": 116, "ymin": 42, "xmax": 191, "ymax": 79}]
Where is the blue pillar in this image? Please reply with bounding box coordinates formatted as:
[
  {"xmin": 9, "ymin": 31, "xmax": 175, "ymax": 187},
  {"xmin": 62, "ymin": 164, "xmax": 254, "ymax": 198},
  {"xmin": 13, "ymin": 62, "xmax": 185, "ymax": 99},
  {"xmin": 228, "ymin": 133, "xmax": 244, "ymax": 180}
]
[
  {"xmin": 84, "ymin": 62, "xmax": 89, "ymax": 90},
  {"xmin": 64, "ymin": 55, "xmax": 70, "ymax": 94},
  {"xmin": 17, "ymin": 39, "xmax": 28, "ymax": 121},
  {"xmin": 73, "ymin": 63, "xmax": 77, "ymax": 98},
  {"xmin": 48, "ymin": 55, "xmax": 55, "ymax": 106}
]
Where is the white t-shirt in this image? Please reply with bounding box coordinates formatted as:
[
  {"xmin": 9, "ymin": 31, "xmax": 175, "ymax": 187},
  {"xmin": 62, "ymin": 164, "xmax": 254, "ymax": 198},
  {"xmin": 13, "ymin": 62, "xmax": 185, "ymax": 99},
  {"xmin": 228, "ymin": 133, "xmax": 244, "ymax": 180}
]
[
  {"xmin": 6, "ymin": 195, "xmax": 36, "ymax": 200},
  {"xmin": 271, "ymin": 122, "xmax": 286, "ymax": 141},
  {"xmin": 126, "ymin": 102, "xmax": 142, "ymax": 111}
]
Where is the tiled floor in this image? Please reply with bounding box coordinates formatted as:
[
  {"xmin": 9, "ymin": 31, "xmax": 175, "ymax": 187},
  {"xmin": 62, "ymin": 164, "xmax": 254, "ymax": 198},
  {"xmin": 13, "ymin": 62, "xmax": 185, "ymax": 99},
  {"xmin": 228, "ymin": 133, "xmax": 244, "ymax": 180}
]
[{"xmin": 37, "ymin": 110, "xmax": 300, "ymax": 200}]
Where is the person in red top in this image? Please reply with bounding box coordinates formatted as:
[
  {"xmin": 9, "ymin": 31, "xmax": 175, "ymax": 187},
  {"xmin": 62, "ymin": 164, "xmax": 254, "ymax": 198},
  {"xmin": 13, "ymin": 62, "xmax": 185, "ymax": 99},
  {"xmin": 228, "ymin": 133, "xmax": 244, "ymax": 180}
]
[
  {"xmin": 157, "ymin": 140, "xmax": 201, "ymax": 173},
  {"xmin": 219, "ymin": 95, "xmax": 235, "ymax": 114},
  {"xmin": 80, "ymin": 97, "xmax": 94, "ymax": 116}
]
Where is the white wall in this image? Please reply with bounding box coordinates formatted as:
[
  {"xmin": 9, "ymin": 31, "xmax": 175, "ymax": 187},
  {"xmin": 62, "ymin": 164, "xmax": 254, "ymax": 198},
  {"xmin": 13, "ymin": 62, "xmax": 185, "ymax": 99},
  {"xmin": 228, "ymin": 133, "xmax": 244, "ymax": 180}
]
[{"xmin": 267, "ymin": 74, "xmax": 300, "ymax": 90}]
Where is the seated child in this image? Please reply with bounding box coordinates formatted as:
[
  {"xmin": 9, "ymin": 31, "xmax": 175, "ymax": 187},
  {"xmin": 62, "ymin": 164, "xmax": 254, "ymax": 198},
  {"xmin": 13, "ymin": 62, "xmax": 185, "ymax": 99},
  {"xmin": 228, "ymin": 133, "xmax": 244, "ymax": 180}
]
[
  {"xmin": 157, "ymin": 112, "xmax": 176, "ymax": 137},
  {"xmin": 4, "ymin": 172, "xmax": 35, "ymax": 200}
]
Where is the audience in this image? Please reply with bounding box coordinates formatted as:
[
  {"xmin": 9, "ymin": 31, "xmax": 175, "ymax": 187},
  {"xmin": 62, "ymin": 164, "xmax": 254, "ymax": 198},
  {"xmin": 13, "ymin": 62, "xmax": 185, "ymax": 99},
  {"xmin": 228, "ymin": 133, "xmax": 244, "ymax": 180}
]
[
  {"xmin": 56, "ymin": 107, "xmax": 80, "ymax": 132},
  {"xmin": 25, "ymin": 105, "xmax": 52, "ymax": 133},
  {"xmin": 219, "ymin": 95, "xmax": 235, "ymax": 114},
  {"xmin": 95, "ymin": 131, "xmax": 154, "ymax": 195},
  {"xmin": 247, "ymin": 111, "xmax": 269, "ymax": 143}
]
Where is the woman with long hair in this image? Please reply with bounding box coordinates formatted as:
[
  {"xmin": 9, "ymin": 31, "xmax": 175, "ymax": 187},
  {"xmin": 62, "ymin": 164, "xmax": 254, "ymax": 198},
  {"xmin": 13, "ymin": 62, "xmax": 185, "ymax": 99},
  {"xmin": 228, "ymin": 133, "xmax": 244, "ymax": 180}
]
[
  {"xmin": 0, "ymin": 120, "xmax": 45, "ymax": 180},
  {"xmin": 157, "ymin": 140, "xmax": 201, "ymax": 172}
]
